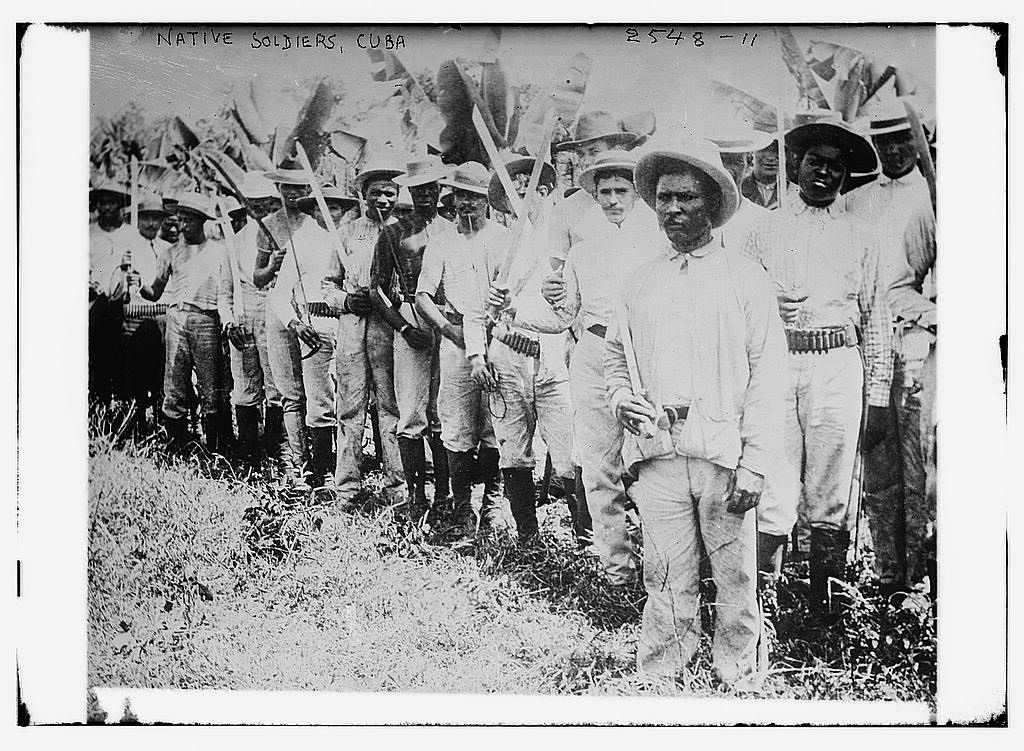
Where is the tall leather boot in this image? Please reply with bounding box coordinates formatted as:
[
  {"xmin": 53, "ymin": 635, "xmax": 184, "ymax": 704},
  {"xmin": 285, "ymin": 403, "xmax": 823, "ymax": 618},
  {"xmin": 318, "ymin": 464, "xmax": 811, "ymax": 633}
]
[
  {"xmin": 310, "ymin": 426, "xmax": 336, "ymax": 489},
  {"xmin": 478, "ymin": 446, "xmax": 508, "ymax": 533},
  {"xmin": 428, "ymin": 431, "xmax": 450, "ymax": 503},
  {"xmin": 216, "ymin": 400, "xmax": 235, "ymax": 457},
  {"xmin": 235, "ymin": 405, "xmax": 261, "ymax": 462},
  {"xmin": 568, "ymin": 465, "xmax": 593, "ymax": 545},
  {"xmin": 757, "ymin": 532, "xmax": 788, "ymax": 620},
  {"xmin": 165, "ymin": 416, "xmax": 191, "ymax": 453},
  {"xmin": 398, "ymin": 437, "xmax": 428, "ymax": 522},
  {"xmin": 809, "ymin": 527, "xmax": 851, "ymax": 620},
  {"xmin": 202, "ymin": 414, "xmax": 220, "ymax": 455},
  {"xmin": 264, "ymin": 405, "xmax": 285, "ymax": 461},
  {"xmin": 447, "ymin": 449, "xmax": 477, "ymax": 537},
  {"xmin": 504, "ymin": 467, "xmax": 538, "ymax": 543},
  {"xmin": 281, "ymin": 411, "xmax": 311, "ymax": 487}
]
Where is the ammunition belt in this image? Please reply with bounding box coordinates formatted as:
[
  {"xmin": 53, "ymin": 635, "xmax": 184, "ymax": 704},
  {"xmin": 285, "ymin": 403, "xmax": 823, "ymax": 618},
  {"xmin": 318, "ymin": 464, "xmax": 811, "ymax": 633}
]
[
  {"xmin": 306, "ymin": 301, "xmax": 340, "ymax": 319},
  {"xmin": 124, "ymin": 302, "xmax": 168, "ymax": 318},
  {"xmin": 172, "ymin": 302, "xmax": 218, "ymax": 318},
  {"xmin": 495, "ymin": 329, "xmax": 540, "ymax": 359},
  {"xmin": 786, "ymin": 326, "xmax": 859, "ymax": 354},
  {"xmin": 586, "ymin": 323, "xmax": 608, "ymax": 339}
]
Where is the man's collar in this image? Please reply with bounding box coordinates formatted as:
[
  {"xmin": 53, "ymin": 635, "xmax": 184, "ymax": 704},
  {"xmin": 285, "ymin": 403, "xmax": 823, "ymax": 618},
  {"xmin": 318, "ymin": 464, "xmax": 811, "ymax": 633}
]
[
  {"xmin": 878, "ymin": 168, "xmax": 923, "ymax": 187},
  {"xmin": 665, "ymin": 231, "xmax": 721, "ymax": 260},
  {"xmin": 790, "ymin": 191, "xmax": 846, "ymax": 218}
]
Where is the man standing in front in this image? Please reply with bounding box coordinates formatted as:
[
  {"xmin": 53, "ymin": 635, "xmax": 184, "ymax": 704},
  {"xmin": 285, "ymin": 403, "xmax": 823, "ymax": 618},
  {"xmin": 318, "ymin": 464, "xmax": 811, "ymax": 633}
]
[
  {"xmin": 742, "ymin": 121, "xmax": 892, "ymax": 618},
  {"xmin": 604, "ymin": 138, "xmax": 785, "ymax": 689},
  {"xmin": 322, "ymin": 156, "xmax": 407, "ymax": 507},
  {"xmin": 369, "ymin": 155, "xmax": 453, "ymax": 521}
]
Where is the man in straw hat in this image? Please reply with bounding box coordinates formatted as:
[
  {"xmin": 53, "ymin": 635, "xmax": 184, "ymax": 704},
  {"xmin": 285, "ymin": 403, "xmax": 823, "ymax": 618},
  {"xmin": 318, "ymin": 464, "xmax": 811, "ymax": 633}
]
[
  {"xmin": 121, "ymin": 192, "xmax": 172, "ymax": 433},
  {"xmin": 218, "ymin": 172, "xmax": 285, "ymax": 463},
  {"xmin": 89, "ymin": 180, "xmax": 135, "ymax": 410},
  {"xmin": 491, "ymin": 149, "xmax": 659, "ymax": 577},
  {"xmin": 414, "ymin": 162, "xmax": 508, "ymax": 538},
  {"xmin": 322, "ymin": 153, "xmax": 407, "ymax": 507},
  {"xmin": 462, "ymin": 160, "xmax": 575, "ymax": 546},
  {"xmin": 136, "ymin": 192, "xmax": 232, "ymax": 453},
  {"xmin": 741, "ymin": 140, "xmax": 781, "ymax": 211},
  {"xmin": 369, "ymin": 155, "xmax": 454, "ymax": 522},
  {"xmin": 253, "ymin": 159, "xmax": 321, "ymax": 486},
  {"xmin": 604, "ymin": 137, "xmax": 786, "ymax": 689},
  {"xmin": 847, "ymin": 103, "xmax": 934, "ymax": 604},
  {"xmin": 708, "ymin": 129, "xmax": 775, "ymax": 251},
  {"xmin": 267, "ymin": 182, "xmax": 346, "ymax": 490},
  {"xmin": 547, "ymin": 111, "xmax": 643, "ymax": 268},
  {"xmin": 742, "ymin": 120, "xmax": 893, "ymax": 620}
]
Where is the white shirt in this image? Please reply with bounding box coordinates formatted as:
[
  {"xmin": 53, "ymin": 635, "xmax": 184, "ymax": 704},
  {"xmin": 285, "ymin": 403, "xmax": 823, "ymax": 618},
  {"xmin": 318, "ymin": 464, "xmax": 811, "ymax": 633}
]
[{"xmin": 721, "ymin": 197, "xmax": 769, "ymax": 253}]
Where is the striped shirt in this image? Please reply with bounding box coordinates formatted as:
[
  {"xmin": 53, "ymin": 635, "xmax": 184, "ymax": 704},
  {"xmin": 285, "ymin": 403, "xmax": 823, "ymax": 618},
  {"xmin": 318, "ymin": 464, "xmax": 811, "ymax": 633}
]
[
  {"xmin": 888, "ymin": 198, "xmax": 936, "ymax": 328},
  {"xmin": 741, "ymin": 195, "xmax": 894, "ymax": 406}
]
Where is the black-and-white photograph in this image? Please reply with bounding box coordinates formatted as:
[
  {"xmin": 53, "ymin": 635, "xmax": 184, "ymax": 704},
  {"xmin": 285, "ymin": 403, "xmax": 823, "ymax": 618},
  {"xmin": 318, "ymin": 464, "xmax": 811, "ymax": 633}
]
[{"xmin": 11, "ymin": 17, "xmax": 1011, "ymax": 729}]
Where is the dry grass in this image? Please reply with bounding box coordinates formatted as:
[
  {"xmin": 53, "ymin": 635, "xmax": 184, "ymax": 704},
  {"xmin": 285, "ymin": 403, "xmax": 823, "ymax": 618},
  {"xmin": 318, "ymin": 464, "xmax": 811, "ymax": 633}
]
[{"xmin": 88, "ymin": 431, "xmax": 935, "ymax": 705}]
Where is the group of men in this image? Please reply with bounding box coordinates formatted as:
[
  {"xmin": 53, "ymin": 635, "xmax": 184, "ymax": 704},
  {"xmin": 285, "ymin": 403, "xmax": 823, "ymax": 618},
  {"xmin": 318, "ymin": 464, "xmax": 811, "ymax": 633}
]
[{"xmin": 89, "ymin": 100, "xmax": 937, "ymax": 690}]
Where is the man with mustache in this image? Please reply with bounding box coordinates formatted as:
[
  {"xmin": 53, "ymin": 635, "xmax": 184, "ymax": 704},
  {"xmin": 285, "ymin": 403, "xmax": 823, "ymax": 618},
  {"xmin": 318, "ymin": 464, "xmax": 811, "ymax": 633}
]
[
  {"xmin": 742, "ymin": 121, "xmax": 893, "ymax": 620},
  {"xmin": 603, "ymin": 137, "xmax": 785, "ymax": 689},
  {"xmin": 322, "ymin": 156, "xmax": 408, "ymax": 508}
]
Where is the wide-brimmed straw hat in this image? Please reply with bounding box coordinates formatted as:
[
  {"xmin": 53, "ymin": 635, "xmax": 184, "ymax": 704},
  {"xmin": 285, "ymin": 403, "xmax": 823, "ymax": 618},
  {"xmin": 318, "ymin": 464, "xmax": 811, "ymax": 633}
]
[
  {"xmin": 264, "ymin": 158, "xmax": 312, "ymax": 186},
  {"xmin": 867, "ymin": 102, "xmax": 913, "ymax": 137},
  {"xmin": 174, "ymin": 192, "xmax": 217, "ymax": 220},
  {"xmin": 577, "ymin": 150, "xmax": 637, "ymax": 194},
  {"xmin": 137, "ymin": 192, "xmax": 169, "ymax": 215},
  {"xmin": 634, "ymin": 138, "xmax": 739, "ymax": 228},
  {"xmin": 354, "ymin": 154, "xmax": 406, "ymax": 195},
  {"xmin": 296, "ymin": 185, "xmax": 360, "ymax": 213},
  {"xmin": 90, "ymin": 180, "xmax": 131, "ymax": 206},
  {"xmin": 487, "ymin": 153, "xmax": 556, "ymax": 214},
  {"xmin": 393, "ymin": 154, "xmax": 451, "ymax": 187},
  {"xmin": 707, "ymin": 128, "xmax": 776, "ymax": 155},
  {"xmin": 439, "ymin": 161, "xmax": 491, "ymax": 195},
  {"xmin": 785, "ymin": 120, "xmax": 878, "ymax": 177},
  {"xmin": 241, "ymin": 172, "xmax": 279, "ymax": 200},
  {"xmin": 554, "ymin": 111, "xmax": 639, "ymax": 152}
]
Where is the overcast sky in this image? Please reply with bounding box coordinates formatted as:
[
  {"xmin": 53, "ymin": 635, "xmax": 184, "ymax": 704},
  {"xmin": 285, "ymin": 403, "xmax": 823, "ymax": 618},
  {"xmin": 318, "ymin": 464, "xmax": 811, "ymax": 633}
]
[{"xmin": 91, "ymin": 24, "xmax": 935, "ymax": 135}]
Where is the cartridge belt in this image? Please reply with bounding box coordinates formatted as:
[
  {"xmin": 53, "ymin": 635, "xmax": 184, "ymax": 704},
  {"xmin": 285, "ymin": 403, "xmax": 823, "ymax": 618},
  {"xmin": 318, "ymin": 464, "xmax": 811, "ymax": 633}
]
[
  {"xmin": 124, "ymin": 302, "xmax": 168, "ymax": 318},
  {"xmin": 306, "ymin": 301, "xmax": 340, "ymax": 319},
  {"xmin": 586, "ymin": 323, "xmax": 608, "ymax": 339},
  {"xmin": 495, "ymin": 329, "xmax": 540, "ymax": 359},
  {"xmin": 786, "ymin": 325, "xmax": 859, "ymax": 354}
]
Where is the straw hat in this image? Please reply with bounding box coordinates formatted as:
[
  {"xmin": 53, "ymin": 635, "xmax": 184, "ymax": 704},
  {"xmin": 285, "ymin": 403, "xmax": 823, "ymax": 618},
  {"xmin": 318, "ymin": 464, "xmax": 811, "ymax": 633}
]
[
  {"xmin": 576, "ymin": 150, "xmax": 637, "ymax": 194},
  {"xmin": 439, "ymin": 162, "xmax": 491, "ymax": 195},
  {"xmin": 137, "ymin": 192, "xmax": 169, "ymax": 215},
  {"xmin": 785, "ymin": 120, "xmax": 879, "ymax": 177},
  {"xmin": 393, "ymin": 154, "xmax": 452, "ymax": 187},
  {"xmin": 173, "ymin": 192, "xmax": 217, "ymax": 220},
  {"xmin": 89, "ymin": 180, "xmax": 130, "ymax": 206},
  {"xmin": 264, "ymin": 158, "xmax": 311, "ymax": 186},
  {"xmin": 487, "ymin": 153, "xmax": 556, "ymax": 214},
  {"xmin": 241, "ymin": 172, "xmax": 279, "ymax": 199},
  {"xmin": 634, "ymin": 138, "xmax": 739, "ymax": 228},
  {"xmin": 296, "ymin": 185, "xmax": 360, "ymax": 213},
  {"xmin": 867, "ymin": 102, "xmax": 913, "ymax": 137},
  {"xmin": 707, "ymin": 128, "xmax": 775, "ymax": 154},
  {"xmin": 555, "ymin": 111, "xmax": 639, "ymax": 152},
  {"xmin": 354, "ymin": 154, "xmax": 406, "ymax": 195}
]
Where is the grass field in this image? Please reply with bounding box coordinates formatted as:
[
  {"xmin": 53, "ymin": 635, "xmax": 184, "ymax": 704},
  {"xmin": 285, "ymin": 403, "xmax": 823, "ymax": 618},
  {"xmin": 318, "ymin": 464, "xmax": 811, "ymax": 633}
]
[{"xmin": 87, "ymin": 431, "xmax": 936, "ymax": 714}]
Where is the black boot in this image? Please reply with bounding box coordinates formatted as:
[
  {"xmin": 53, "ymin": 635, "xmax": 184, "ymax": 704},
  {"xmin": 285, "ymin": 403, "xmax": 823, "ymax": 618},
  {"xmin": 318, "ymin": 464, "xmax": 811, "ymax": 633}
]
[
  {"xmin": 478, "ymin": 446, "xmax": 507, "ymax": 533},
  {"xmin": 165, "ymin": 416, "xmax": 191, "ymax": 453},
  {"xmin": 202, "ymin": 414, "xmax": 220, "ymax": 455},
  {"xmin": 428, "ymin": 431, "xmax": 451, "ymax": 503},
  {"xmin": 398, "ymin": 437, "xmax": 428, "ymax": 522},
  {"xmin": 264, "ymin": 405, "xmax": 284, "ymax": 461},
  {"xmin": 235, "ymin": 405, "xmax": 261, "ymax": 462},
  {"xmin": 568, "ymin": 465, "xmax": 593, "ymax": 545},
  {"xmin": 809, "ymin": 527, "xmax": 851, "ymax": 621},
  {"xmin": 215, "ymin": 401, "xmax": 235, "ymax": 456},
  {"xmin": 504, "ymin": 468, "xmax": 538, "ymax": 543},
  {"xmin": 310, "ymin": 426, "xmax": 335, "ymax": 489},
  {"xmin": 757, "ymin": 532, "xmax": 788, "ymax": 620},
  {"xmin": 447, "ymin": 449, "xmax": 477, "ymax": 537}
]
